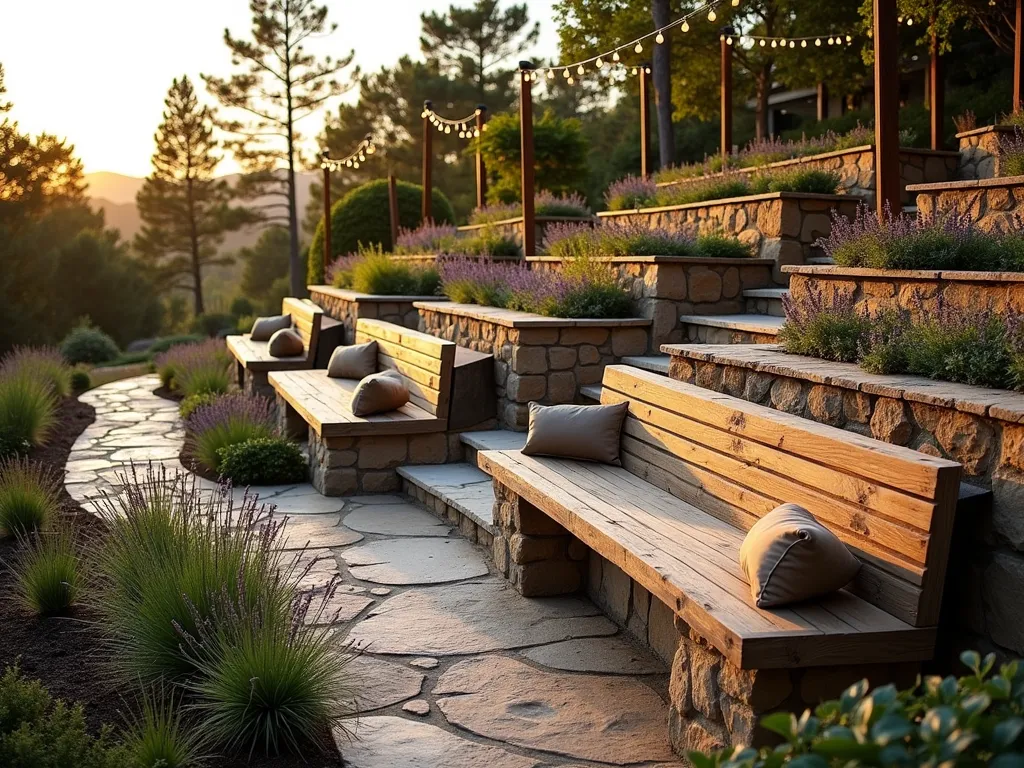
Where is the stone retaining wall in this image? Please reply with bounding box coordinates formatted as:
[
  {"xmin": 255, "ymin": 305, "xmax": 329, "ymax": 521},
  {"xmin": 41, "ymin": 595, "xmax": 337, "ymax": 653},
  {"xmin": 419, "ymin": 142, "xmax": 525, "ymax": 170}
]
[
  {"xmin": 956, "ymin": 125, "xmax": 1018, "ymax": 180},
  {"xmin": 910, "ymin": 176, "xmax": 1024, "ymax": 233},
  {"xmin": 663, "ymin": 343, "xmax": 1024, "ymax": 662},
  {"xmin": 656, "ymin": 146, "xmax": 957, "ymax": 207},
  {"xmin": 529, "ymin": 256, "xmax": 776, "ymax": 349},
  {"xmin": 309, "ymin": 285, "xmax": 441, "ymax": 344},
  {"xmin": 416, "ymin": 302, "xmax": 651, "ymax": 430},
  {"xmin": 457, "ymin": 215, "xmax": 595, "ymax": 250},
  {"xmin": 783, "ymin": 265, "xmax": 1024, "ymax": 321},
  {"xmin": 597, "ymin": 193, "xmax": 862, "ymax": 282}
]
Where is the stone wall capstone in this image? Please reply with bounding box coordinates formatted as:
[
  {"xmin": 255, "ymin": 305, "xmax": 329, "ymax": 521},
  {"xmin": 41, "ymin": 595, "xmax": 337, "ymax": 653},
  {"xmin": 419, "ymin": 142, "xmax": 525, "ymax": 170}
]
[
  {"xmin": 309, "ymin": 285, "xmax": 439, "ymax": 344},
  {"xmin": 911, "ymin": 176, "xmax": 1024, "ymax": 233}
]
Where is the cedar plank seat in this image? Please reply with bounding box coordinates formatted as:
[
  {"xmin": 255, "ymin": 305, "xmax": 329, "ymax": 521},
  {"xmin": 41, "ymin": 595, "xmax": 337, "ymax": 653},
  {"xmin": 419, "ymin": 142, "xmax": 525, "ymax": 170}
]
[
  {"xmin": 478, "ymin": 365, "xmax": 963, "ymax": 674},
  {"xmin": 270, "ymin": 319, "xmax": 457, "ymax": 495}
]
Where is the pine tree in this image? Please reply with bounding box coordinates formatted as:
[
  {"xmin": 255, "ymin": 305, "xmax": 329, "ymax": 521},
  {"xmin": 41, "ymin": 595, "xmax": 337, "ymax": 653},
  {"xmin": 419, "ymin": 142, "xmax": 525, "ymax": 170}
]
[
  {"xmin": 203, "ymin": 0, "xmax": 357, "ymax": 297},
  {"xmin": 134, "ymin": 76, "xmax": 249, "ymax": 316}
]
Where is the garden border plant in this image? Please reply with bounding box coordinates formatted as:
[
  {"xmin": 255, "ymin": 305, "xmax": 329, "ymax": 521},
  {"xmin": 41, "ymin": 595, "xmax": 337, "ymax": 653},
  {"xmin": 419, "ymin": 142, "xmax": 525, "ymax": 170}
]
[
  {"xmin": 467, "ymin": 191, "xmax": 591, "ymax": 224},
  {"xmin": 542, "ymin": 220, "xmax": 752, "ymax": 261}
]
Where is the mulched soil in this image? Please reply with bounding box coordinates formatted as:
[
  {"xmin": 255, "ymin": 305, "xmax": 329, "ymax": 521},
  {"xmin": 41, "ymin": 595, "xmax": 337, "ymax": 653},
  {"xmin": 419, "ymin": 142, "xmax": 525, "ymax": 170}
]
[
  {"xmin": 0, "ymin": 394, "xmax": 342, "ymax": 767},
  {"xmin": 153, "ymin": 384, "xmax": 183, "ymax": 402}
]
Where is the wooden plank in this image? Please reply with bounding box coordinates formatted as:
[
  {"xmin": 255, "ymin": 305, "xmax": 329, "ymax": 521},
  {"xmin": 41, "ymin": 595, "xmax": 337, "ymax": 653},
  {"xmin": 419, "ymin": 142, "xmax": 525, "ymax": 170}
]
[
  {"xmin": 377, "ymin": 354, "xmax": 442, "ymax": 392},
  {"xmin": 915, "ymin": 466, "xmax": 961, "ymax": 626},
  {"xmin": 356, "ymin": 332, "xmax": 444, "ymax": 375}
]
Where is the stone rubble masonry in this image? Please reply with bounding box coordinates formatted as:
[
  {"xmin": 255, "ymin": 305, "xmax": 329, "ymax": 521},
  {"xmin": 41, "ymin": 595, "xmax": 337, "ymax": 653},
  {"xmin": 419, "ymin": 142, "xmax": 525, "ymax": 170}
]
[
  {"xmin": 240, "ymin": 365, "xmax": 275, "ymax": 398},
  {"xmin": 597, "ymin": 193, "xmax": 862, "ymax": 283},
  {"xmin": 910, "ymin": 175, "xmax": 1024, "ymax": 234},
  {"xmin": 529, "ymin": 256, "xmax": 776, "ymax": 350},
  {"xmin": 402, "ymin": 478, "xmax": 495, "ymax": 550},
  {"xmin": 415, "ymin": 302, "xmax": 652, "ymax": 430},
  {"xmin": 491, "ymin": 477, "xmax": 921, "ymax": 757},
  {"xmin": 652, "ymin": 146, "xmax": 956, "ymax": 208},
  {"xmin": 956, "ymin": 125, "xmax": 1018, "ymax": 180},
  {"xmin": 784, "ymin": 266, "xmax": 1024, "ymax": 325},
  {"xmin": 309, "ymin": 286, "xmax": 441, "ymax": 345},
  {"xmin": 664, "ymin": 343, "xmax": 1024, "ymax": 660}
]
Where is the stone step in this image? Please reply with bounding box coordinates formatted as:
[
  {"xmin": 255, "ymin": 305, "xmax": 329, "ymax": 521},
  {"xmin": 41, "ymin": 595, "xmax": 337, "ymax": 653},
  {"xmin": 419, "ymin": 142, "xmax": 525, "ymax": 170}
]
[
  {"xmin": 398, "ymin": 463, "xmax": 498, "ymax": 545},
  {"xmin": 742, "ymin": 287, "xmax": 788, "ymax": 318},
  {"xmin": 679, "ymin": 314, "xmax": 784, "ymax": 344},
  {"xmin": 460, "ymin": 429, "xmax": 527, "ymax": 469},
  {"xmin": 620, "ymin": 355, "xmax": 670, "ymax": 375},
  {"xmin": 580, "ymin": 384, "xmax": 602, "ymax": 402}
]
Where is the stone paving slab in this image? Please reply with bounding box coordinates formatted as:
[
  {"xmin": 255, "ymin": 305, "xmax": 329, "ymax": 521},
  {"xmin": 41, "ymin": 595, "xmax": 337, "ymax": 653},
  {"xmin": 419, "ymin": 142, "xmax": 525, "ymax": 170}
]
[
  {"xmin": 341, "ymin": 538, "xmax": 489, "ymax": 585},
  {"xmin": 342, "ymin": 503, "xmax": 454, "ymax": 537}
]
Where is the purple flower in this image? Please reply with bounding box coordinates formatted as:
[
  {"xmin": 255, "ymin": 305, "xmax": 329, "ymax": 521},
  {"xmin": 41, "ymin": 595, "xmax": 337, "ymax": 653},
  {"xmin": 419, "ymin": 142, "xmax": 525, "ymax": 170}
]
[
  {"xmin": 604, "ymin": 175, "xmax": 657, "ymax": 210},
  {"xmin": 394, "ymin": 220, "xmax": 459, "ymax": 254},
  {"xmin": 186, "ymin": 391, "xmax": 275, "ymax": 437}
]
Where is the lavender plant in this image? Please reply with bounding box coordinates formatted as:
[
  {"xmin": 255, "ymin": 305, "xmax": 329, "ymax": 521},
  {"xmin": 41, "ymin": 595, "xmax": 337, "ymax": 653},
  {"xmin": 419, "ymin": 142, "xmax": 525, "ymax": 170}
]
[
  {"xmin": 154, "ymin": 338, "xmax": 231, "ymax": 396},
  {"xmin": 999, "ymin": 127, "xmax": 1024, "ymax": 177},
  {"xmin": 604, "ymin": 175, "xmax": 658, "ymax": 210},
  {"xmin": 185, "ymin": 391, "xmax": 277, "ymax": 472},
  {"xmin": 468, "ymin": 191, "xmax": 591, "ymax": 224}
]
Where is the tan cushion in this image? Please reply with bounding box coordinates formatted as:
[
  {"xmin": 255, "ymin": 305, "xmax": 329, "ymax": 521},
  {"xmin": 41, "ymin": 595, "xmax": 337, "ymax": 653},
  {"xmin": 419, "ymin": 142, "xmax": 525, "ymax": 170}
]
[
  {"xmin": 250, "ymin": 314, "xmax": 292, "ymax": 341},
  {"xmin": 327, "ymin": 341, "xmax": 378, "ymax": 379},
  {"xmin": 267, "ymin": 328, "xmax": 305, "ymax": 357},
  {"xmin": 739, "ymin": 503, "xmax": 861, "ymax": 608},
  {"xmin": 521, "ymin": 402, "xmax": 628, "ymax": 466},
  {"xmin": 350, "ymin": 369, "xmax": 409, "ymax": 417}
]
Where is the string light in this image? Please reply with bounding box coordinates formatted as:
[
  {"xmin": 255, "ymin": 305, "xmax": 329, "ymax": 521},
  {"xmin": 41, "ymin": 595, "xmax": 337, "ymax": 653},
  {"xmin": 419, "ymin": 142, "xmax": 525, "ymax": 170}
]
[
  {"xmin": 320, "ymin": 134, "xmax": 376, "ymax": 172},
  {"xmin": 655, "ymin": 32, "xmax": 665, "ymax": 44},
  {"xmin": 721, "ymin": 30, "xmax": 858, "ymax": 49},
  {"xmin": 421, "ymin": 104, "xmax": 485, "ymax": 141}
]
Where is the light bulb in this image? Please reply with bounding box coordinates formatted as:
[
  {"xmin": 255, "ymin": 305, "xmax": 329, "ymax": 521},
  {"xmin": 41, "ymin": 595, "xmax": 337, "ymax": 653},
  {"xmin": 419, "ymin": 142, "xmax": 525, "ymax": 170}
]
[
  {"xmin": 446, "ymin": 126, "xmax": 452, "ymax": 133},
  {"xmin": 759, "ymin": 39, "xmax": 766, "ymax": 47},
  {"xmin": 612, "ymin": 51, "xmax": 620, "ymax": 61},
  {"xmin": 681, "ymin": 20, "xmax": 689, "ymax": 32},
  {"xmin": 358, "ymin": 153, "xmax": 365, "ymax": 161},
  {"xmin": 353, "ymin": 161, "xmax": 359, "ymax": 169},
  {"xmin": 645, "ymin": 66, "xmax": 651, "ymax": 73},
  {"xmin": 907, "ymin": 17, "xmax": 913, "ymax": 25},
  {"xmin": 547, "ymin": 69, "xmax": 555, "ymax": 79},
  {"xmin": 366, "ymin": 146, "xmax": 375, "ymax": 154},
  {"xmin": 726, "ymin": 37, "xmax": 733, "ymax": 45},
  {"xmin": 567, "ymin": 76, "xmax": 575, "ymax": 85},
  {"xmin": 771, "ymin": 39, "xmax": 778, "ymax": 47},
  {"xmin": 789, "ymin": 40, "xmax": 795, "ymax": 48},
  {"xmin": 635, "ymin": 42, "xmax": 643, "ymax": 53},
  {"xmin": 708, "ymin": 9, "xmax": 717, "ymax": 21},
  {"xmin": 827, "ymin": 36, "xmax": 834, "ymax": 44},
  {"xmin": 846, "ymin": 35, "xmax": 852, "ymax": 43},
  {"xmin": 458, "ymin": 131, "xmax": 465, "ymax": 138},
  {"xmin": 474, "ymin": 129, "xmax": 480, "ymax": 137},
  {"xmin": 815, "ymin": 38, "xmax": 821, "ymax": 46},
  {"xmin": 801, "ymin": 39, "xmax": 807, "ymax": 47},
  {"xmin": 577, "ymin": 64, "xmax": 585, "ymax": 75},
  {"xmin": 731, "ymin": 0, "xmax": 739, "ymax": 4},
  {"xmin": 346, "ymin": 159, "xmax": 353, "ymax": 167},
  {"xmin": 656, "ymin": 32, "xmax": 665, "ymax": 44},
  {"xmin": 420, "ymin": 111, "xmax": 427, "ymax": 118},
  {"xmin": 596, "ymin": 57, "xmax": 604, "ymax": 68},
  {"xmin": 897, "ymin": 16, "xmax": 903, "ymax": 22},
  {"xmin": 563, "ymin": 68, "xmax": 570, "ymax": 78}
]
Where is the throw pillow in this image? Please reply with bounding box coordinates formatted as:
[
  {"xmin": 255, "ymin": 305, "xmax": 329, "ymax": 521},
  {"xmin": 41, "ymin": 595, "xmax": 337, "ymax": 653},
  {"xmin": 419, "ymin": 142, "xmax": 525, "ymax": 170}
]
[
  {"xmin": 521, "ymin": 401, "xmax": 628, "ymax": 465},
  {"xmin": 349, "ymin": 369, "xmax": 409, "ymax": 416},
  {"xmin": 267, "ymin": 328, "xmax": 305, "ymax": 357},
  {"xmin": 250, "ymin": 314, "xmax": 292, "ymax": 341},
  {"xmin": 327, "ymin": 340, "xmax": 378, "ymax": 379}
]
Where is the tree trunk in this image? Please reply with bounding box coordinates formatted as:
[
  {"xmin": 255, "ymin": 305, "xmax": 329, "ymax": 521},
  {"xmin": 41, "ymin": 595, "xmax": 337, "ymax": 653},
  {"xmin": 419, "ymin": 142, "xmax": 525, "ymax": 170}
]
[
  {"xmin": 650, "ymin": 0, "xmax": 675, "ymax": 168},
  {"xmin": 755, "ymin": 64, "xmax": 772, "ymax": 140},
  {"xmin": 186, "ymin": 177, "xmax": 204, "ymax": 316}
]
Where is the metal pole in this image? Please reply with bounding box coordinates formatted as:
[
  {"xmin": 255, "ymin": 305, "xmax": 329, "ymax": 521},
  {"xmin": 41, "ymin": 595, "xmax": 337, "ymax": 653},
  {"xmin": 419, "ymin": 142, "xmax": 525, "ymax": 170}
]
[
  {"xmin": 874, "ymin": 0, "xmax": 901, "ymax": 219},
  {"xmin": 387, "ymin": 174, "xmax": 400, "ymax": 250},
  {"xmin": 519, "ymin": 62, "xmax": 536, "ymax": 257},
  {"xmin": 321, "ymin": 152, "xmax": 332, "ymax": 279},
  {"xmin": 422, "ymin": 99, "xmax": 433, "ymax": 222},
  {"xmin": 720, "ymin": 28, "xmax": 734, "ymax": 161},
  {"xmin": 929, "ymin": 28, "xmax": 944, "ymax": 150},
  {"xmin": 1016, "ymin": 0, "xmax": 1023, "ymax": 112},
  {"xmin": 475, "ymin": 106, "xmax": 488, "ymax": 208},
  {"xmin": 639, "ymin": 63, "xmax": 651, "ymax": 178}
]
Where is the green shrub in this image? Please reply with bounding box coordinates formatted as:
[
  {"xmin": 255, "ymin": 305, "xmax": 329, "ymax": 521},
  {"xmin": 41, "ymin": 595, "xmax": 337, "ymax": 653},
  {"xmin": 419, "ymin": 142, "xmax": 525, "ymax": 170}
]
[
  {"xmin": 351, "ymin": 251, "xmax": 439, "ymax": 295},
  {"xmin": 157, "ymin": 340, "xmax": 233, "ymax": 398},
  {"xmin": 185, "ymin": 393, "xmax": 276, "ymax": 473},
  {"xmin": 551, "ymin": 283, "xmax": 635, "ymax": 319},
  {"xmin": 147, "ymin": 334, "xmax": 204, "ymax": 355},
  {"xmin": 778, "ymin": 295, "xmax": 870, "ymax": 364},
  {"xmin": 0, "ymin": 458, "xmax": 62, "ymax": 538},
  {"xmin": 70, "ymin": 369, "xmax": 91, "ymax": 392},
  {"xmin": 0, "ymin": 426, "xmax": 31, "ymax": 461},
  {"xmin": 218, "ymin": 438, "xmax": 307, "ymax": 486},
  {"xmin": 60, "ymin": 326, "xmax": 120, "ymax": 365},
  {"xmin": 689, "ymin": 650, "xmax": 1024, "ymax": 768},
  {"xmin": 190, "ymin": 313, "xmax": 235, "ymax": 338},
  {"xmin": 308, "ymin": 179, "xmax": 455, "ymax": 284},
  {"xmin": 694, "ymin": 234, "xmax": 753, "ymax": 259},
  {"xmin": 14, "ymin": 526, "xmax": 80, "ymax": 615},
  {"xmin": 749, "ymin": 168, "xmax": 841, "ymax": 195},
  {"xmin": 229, "ymin": 296, "xmax": 255, "ymax": 318},
  {"xmin": 904, "ymin": 313, "xmax": 1013, "ymax": 388},
  {"xmin": 0, "ymin": 374, "xmax": 57, "ymax": 449},
  {"xmin": 657, "ymin": 177, "xmax": 751, "ymax": 206},
  {"xmin": 123, "ymin": 688, "xmax": 204, "ymax": 768},
  {"xmin": 179, "ymin": 392, "xmax": 221, "ymax": 420},
  {"xmin": 0, "ymin": 664, "xmax": 131, "ymax": 767}
]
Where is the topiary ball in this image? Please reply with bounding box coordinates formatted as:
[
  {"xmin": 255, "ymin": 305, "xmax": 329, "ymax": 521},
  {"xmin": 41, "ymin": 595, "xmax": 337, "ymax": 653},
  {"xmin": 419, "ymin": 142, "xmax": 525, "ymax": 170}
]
[
  {"xmin": 69, "ymin": 370, "xmax": 91, "ymax": 393},
  {"xmin": 307, "ymin": 179, "xmax": 456, "ymax": 285},
  {"xmin": 217, "ymin": 437, "xmax": 307, "ymax": 486},
  {"xmin": 60, "ymin": 327, "xmax": 120, "ymax": 365}
]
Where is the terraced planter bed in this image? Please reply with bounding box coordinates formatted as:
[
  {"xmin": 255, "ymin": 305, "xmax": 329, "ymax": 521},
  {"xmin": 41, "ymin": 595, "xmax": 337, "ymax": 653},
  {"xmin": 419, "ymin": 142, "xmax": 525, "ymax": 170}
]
[
  {"xmin": 309, "ymin": 285, "xmax": 446, "ymax": 344},
  {"xmin": 415, "ymin": 301, "xmax": 651, "ymax": 429},
  {"xmin": 956, "ymin": 125, "xmax": 1018, "ymax": 179},
  {"xmin": 663, "ymin": 342, "xmax": 1022, "ymax": 664},
  {"xmin": 910, "ymin": 176, "xmax": 1024, "ymax": 232},
  {"xmin": 529, "ymin": 255, "xmax": 776, "ymax": 348},
  {"xmin": 597, "ymin": 192, "xmax": 861, "ymax": 281}
]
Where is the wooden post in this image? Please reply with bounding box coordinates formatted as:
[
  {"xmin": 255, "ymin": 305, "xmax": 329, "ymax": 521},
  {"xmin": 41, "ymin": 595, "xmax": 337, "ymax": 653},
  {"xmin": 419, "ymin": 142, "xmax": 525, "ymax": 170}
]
[
  {"xmin": 321, "ymin": 152, "xmax": 332, "ymax": 277},
  {"xmin": 929, "ymin": 28, "xmax": 944, "ymax": 149},
  {"xmin": 422, "ymin": 99, "xmax": 433, "ymax": 222},
  {"xmin": 1016, "ymin": 0, "xmax": 1023, "ymax": 112},
  {"xmin": 720, "ymin": 28, "xmax": 734, "ymax": 161},
  {"xmin": 639, "ymin": 63, "xmax": 651, "ymax": 178},
  {"xmin": 519, "ymin": 61, "xmax": 536, "ymax": 257},
  {"xmin": 816, "ymin": 82, "xmax": 829, "ymax": 121},
  {"xmin": 874, "ymin": 0, "xmax": 901, "ymax": 219},
  {"xmin": 475, "ymin": 106, "xmax": 488, "ymax": 208},
  {"xmin": 387, "ymin": 174, "xmax": 400, "ymax": 249}
]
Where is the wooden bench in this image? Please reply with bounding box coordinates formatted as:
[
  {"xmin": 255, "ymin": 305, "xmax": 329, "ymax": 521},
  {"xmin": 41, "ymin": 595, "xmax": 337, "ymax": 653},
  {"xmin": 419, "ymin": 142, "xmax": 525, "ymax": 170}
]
[
  {"xmin": 479, "ymin": 364, "xmax": 962, "ymax": 753},
  {"xmin": 270, "ymin": 319, "xmax": 458, "ymax": 496},
  {"xmin": 226, "ymin": 298, "xmax": 328, "ymax": 396}
]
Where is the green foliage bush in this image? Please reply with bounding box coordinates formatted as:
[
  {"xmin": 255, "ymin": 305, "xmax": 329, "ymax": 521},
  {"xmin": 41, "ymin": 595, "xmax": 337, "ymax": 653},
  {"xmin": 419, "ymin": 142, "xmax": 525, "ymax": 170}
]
[
  {"xmin": 0, "ymin": 664, "xmax": 131, "ymax": 767},
  {"xmin": 229, "ymin": 296, "xmax": 255, "ymax": 318},
  {"xmin": 179, "ymin": 392, "xmax": 222, "ymax": 420},
  {"xmin": 689, "ymin": 650, "xmax": 1024, "ymax": 768},
  {"xmin": 146, "ymin": 335, "xmax": 204, "ymax": 355},
  {"xmin": 217, "ymin": 438, "xmax": 307, "ymax": 486},
  {"xmin": 749, "ymin": 169, "xmax": 842, "ymax": 195},
  {"xmin": 70, "ymin": 370, "xmax": 91, "ymax": 392},
  {"xmin": 0, "ymin": 374, "xmax": 57, "ymax": 450},
  {"xmin": 15, "ymin": 526, "xmax": 80, "ymax": 615},
  {"xmin": 0, "ymin": 458, "xmax": 62, "ymax": 538},
  {"xmin": 0, "ymin": 426, "xmax": 32, "ymax": 461},
  {"xmin": 59, "ymin": 326, "xmax": 120, "ymax": 365},
  {"xmin": 331, "ymin": 247, "xmax": 442, "ymax": 296},
  {"xmin": 190, "ymin": 312, "xmax": 236, "ymax": 338},
  {"xmin": 184, "ymin": 393, "xmax": 276, "ymax": 473},
  {"xmin": 308, "ymin": 179, "xmax": 455, "ymax": 284},
  {"xmin": 694, "ymin": 234, "xmax": 755, "ymax": 260}
]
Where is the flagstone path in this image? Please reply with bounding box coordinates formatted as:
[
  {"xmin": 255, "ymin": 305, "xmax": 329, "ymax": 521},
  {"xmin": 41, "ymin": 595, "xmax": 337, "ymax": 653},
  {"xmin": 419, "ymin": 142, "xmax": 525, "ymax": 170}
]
[{"xmin": 67, "ymin": 376, "xmax": 682, "ymax": 767}]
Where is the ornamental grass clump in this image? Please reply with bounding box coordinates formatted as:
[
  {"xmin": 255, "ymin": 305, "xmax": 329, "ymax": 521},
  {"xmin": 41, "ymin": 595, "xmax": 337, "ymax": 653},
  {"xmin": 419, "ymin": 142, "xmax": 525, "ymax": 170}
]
[
  {"xmin": 122, "ymin": 687, "xmax": 205, "ymax": 768},
  {"xmin": 13, "ymin": 525, "xmax": 81, "ymax": 615},
  {"xmin": 155, "ymin": 339, "xmax": 232, "ymax": 398},
  {"xmin": 185, "ymin": 392, "xmax": 276, "ymax": 473},
  {"xmin": 329, "ymin": 246, "xmax": 440, "ymax": 295},
  {"xmin": 1, "ymin": 346, "xmax": 73, "ymax": 398},
  {"xmin": 0, "ymin": 372, "xmax": 57, "ymax": 450},
  {"xmin": 0, "ymin": 457, "xmax": 62, "ymax": 537},
  {"xmin": 468, "ymin": 191, "xmax": 591, "ymax": 223},
  {"xmin": 543, "ymin": 221, "xmax": 751, "ymax": 260},
  {"xmin": 817, "ymin": 203, "xmax": 1024, "ymax": 272}
]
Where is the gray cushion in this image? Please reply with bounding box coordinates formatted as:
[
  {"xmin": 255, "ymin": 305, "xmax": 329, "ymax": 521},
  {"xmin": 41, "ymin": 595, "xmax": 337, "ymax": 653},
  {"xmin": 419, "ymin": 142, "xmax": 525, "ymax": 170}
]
[
  {"xmin": 739, "ymin": 503, "xmax": 862, "ymax": 608},
  {"xmin": 250, "ymin": 314, "xmax": 292, "ymax": 341},
  {"xmin": 267, "ymin": 328, "xmax": 304, "ymax": 357},
  {"xmin": 327, "ymin": 341, "xmax": 378, "ymax": 379},
  {"xmin": 350, "ymin": 369, "xmax": 409, "ymax": 416},
  {"xmin": 521, "ymin": 402, "xmax": 628, "ymax": 466}
]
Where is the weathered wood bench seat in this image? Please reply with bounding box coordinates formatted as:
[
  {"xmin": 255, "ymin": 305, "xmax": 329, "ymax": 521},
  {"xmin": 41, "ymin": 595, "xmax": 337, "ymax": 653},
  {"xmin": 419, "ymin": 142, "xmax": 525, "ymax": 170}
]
[
  {"xmin": 479, "ymin": 364, "xmax": 962, "ymax": 752},
  {"xmin": 270, "ymin": 319, "xmax": 458, "ymax": 495},
  {"xmin": 227, "ymin": 297, "xmax": 330, "ymax": 395}
]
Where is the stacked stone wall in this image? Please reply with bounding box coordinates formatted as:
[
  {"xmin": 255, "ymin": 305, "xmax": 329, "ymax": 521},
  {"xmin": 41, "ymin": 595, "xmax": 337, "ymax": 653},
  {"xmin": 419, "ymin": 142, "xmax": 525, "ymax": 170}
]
[
  {"xmin": 309, "ymin": 286, "xmax": 426, "ymax": 344},
  {"xmin": 912, "ymin": 176, "xmax": 1024, "ymax": 233},
  {"xmin": 957, "ymin": 126, "xmax": 1017, "ymax": 180}
]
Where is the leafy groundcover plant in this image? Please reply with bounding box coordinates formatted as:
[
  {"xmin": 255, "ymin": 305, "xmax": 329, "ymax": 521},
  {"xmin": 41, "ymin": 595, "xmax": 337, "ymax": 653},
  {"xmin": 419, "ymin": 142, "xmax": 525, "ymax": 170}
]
[
  {"xmin": 184, "ymin": 391, "xmax": 276, "ymax": 473},
  {"xmin": 468, "ymin": 191, "xmax": 591, "ymax": 224},
  {"xmin": 439, "ymin": 257, "xmax": 633, "ymax": 319},
  {"xmin": 780, "ymin": 285, "xmax": 1024, "ymax": 391},
  {"xmin": 689, "ymin": 650, "xmax": 1024, "ymax": 768},
  {"xmin": 543, "ymin": 221, "xmax": 751, "ymax": 260},
  {"xmin": 217, "ymin": 437, "xmax": 307, "ymax": 486},
  {"xmin": 817, "ymin": 203, "xmax": 1024, "ymax": 272}
]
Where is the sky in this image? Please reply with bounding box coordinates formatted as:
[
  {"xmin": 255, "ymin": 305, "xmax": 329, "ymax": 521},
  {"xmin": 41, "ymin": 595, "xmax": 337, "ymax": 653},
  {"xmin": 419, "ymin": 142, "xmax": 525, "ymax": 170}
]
[{"xmin": 2, "ymin": 0, "xmax": 561, "ymax": 178}]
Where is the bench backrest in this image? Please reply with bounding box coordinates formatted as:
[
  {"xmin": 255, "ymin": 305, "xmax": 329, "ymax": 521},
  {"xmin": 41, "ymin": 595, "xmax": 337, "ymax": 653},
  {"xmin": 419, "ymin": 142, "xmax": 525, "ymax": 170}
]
[
  {"xmin": 354, "ymin": 318, "xmax": 456, "ymax": 422},
  {"xmin": 600, "ymin": 365, "xmax": 961, "ymax": 628},
  {"xmin": 282, "ymin": 297, "xmax": 324, "ymax": 363}
]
